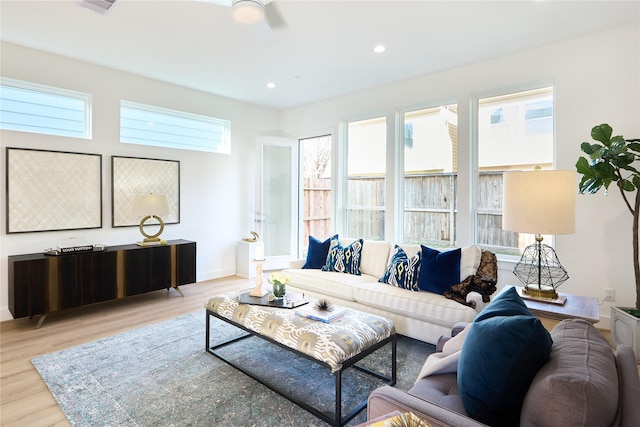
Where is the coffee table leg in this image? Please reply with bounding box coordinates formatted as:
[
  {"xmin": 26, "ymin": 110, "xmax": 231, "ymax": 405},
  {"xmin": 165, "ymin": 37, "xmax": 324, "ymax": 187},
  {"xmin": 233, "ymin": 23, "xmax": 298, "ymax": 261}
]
[
  {"xmin": 392, "ymin": 334, "xmax": 397, "ymax": 385},
  {"xmin": 205, "ymin": 310, "xmax": 210, "ymax": 351},
  {"xmin": 335, "ymin": 369, "xmax": 342, "ymax": 427}
]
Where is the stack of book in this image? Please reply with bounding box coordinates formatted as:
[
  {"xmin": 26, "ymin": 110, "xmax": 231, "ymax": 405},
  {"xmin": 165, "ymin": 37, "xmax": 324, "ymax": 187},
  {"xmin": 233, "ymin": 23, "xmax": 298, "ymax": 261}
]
[
  {"xmin": 57, "ymin": 244, "xmax": 94, "ymax": 254},
  {"xmin": 295, "ymin": 303, "xmax": 348, "ymax": 323}
]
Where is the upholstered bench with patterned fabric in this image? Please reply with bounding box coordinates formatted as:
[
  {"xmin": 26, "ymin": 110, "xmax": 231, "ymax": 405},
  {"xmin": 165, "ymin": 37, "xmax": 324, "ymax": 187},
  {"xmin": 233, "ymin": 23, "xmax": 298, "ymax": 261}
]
[{"xmin": 204, "ymin": 291, "xmax": 396, "ymax": 426}]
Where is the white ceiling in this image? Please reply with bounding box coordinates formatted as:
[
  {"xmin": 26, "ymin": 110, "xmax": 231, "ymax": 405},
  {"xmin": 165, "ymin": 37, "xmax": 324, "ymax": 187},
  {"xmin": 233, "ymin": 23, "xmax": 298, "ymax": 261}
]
[{"xmin": 1, "ymin": 0, "xmax": 638, "ymax": 110}]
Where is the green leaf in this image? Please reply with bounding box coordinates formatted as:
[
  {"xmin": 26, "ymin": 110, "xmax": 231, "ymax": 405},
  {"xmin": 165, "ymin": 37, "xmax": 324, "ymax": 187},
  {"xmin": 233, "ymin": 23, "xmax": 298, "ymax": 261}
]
[
  {"xmin": 592, "ymin": 161, "xmax": 616, "ymax": 179},
  {"xmin": 591, "ymin": 124, "xmax": 613, "ymax": 145},
  {"xmin": 579, "ymin": 177, "xmax": 603, "ymax": 194},
  {"xmin": 580, "ymin": 142, "xmax": 600, "ymax": 155},
  {"xmin": 620, "ymin": 179, "xmax": 635, "ymax": 192},
  {"xmin": 628, "ymin": 142, "xmax": 640, "ymax": 153},
  {"xmin": 575, "ymin": 156, "xmax": 592, "ymax": 175},
  {"xmin": 633, "ymin": 175, "xmax": 640, "ymax": 188}
]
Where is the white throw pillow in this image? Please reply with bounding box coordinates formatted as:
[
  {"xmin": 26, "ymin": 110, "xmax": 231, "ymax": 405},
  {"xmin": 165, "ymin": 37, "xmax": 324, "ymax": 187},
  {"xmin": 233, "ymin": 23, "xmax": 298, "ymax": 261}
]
[{"xmin": 460, "ymin": 245, "xmax": 482, "ymax": 281}]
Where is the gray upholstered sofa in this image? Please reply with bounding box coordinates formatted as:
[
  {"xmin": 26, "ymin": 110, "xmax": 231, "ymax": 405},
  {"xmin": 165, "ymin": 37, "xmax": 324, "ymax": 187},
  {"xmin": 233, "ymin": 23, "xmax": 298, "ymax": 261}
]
[{"xmin": 368, "ymin": 318, "xmax": 640, "ymax": 426}]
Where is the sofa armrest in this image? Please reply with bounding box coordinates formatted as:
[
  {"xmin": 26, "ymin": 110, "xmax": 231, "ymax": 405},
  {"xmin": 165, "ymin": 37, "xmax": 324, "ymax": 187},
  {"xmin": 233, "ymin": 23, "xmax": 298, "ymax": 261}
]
[
  {"xmin": 466, "ymin": 291, "xmax": 485, "ymax": 312},
  {"xmin": 615, "ymin": 345, "xmax": 640, "ymax": 426},
  {"xmin": 288, "ymin": 259, "xmax": 305, "ymax": 269},
  {"xmin": 368, "ymin": 386, "xmax": 486, "ymax": 427},
  {"xmin": 436, "ymin": 322, "xmax": 470, "ymax": 352}
]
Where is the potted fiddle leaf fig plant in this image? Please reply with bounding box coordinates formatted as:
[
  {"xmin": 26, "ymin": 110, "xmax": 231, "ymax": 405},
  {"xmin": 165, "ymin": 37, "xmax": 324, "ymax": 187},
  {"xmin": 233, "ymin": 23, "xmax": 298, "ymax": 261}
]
[{"xmin": 576, "ymin": 123, "xmax": 640, "ymax": 359}]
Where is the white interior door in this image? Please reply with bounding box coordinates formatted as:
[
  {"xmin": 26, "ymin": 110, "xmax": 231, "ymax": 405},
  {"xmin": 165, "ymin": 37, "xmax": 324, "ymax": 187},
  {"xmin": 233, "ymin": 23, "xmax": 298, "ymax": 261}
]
[{"xmin": 256, "ymin": 136, "xmax": 298, "ymax": 269}]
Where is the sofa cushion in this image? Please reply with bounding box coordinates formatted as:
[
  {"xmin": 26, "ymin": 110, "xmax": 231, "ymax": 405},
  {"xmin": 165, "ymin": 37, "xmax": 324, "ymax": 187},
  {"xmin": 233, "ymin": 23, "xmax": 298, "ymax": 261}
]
[
  {"xmin": 460, "ymin": 245, "xmax": 482, "ymax": 281},
  {"xmin": 458, "ymin": 287, "xmax": 553, "ymax": 427},
  {"xmin": 285, "ymin": 268, "xmax": 377, "ymax": 301},
  {"xmin": 418, "ymin": 246, "xmax": 461, "ymax": 294},
  {"xmin": 520, "ymin": 319, "xmax": 619, "ymax": 427},
  {"xmin": 359, "ymin": 239, "xmax": 393, "ymax": 278},
  {"xmin": 410, "ymin": 374, "xmax": 468, "ymax": 415},
  {"xmin": 353, "ymin": 282, "xmax": 477, "ymax": 327},
  {"xmin": 322, "ymin": 238, "xmax": 363, "ymax": 275},
  {"xmin": 302, "ymin": 234, "xmax": 337, "ymax": 269},
  {"xmin": 379, "ymin": 245, "xmax": 421, "ymax": 291}
]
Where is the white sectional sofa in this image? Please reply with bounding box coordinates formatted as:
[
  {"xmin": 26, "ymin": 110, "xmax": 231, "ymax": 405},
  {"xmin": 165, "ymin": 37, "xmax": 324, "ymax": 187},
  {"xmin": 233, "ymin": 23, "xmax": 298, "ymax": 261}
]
[{"xmin": 284, "ymin": 238, "xmax": 496, "ymax": 344}]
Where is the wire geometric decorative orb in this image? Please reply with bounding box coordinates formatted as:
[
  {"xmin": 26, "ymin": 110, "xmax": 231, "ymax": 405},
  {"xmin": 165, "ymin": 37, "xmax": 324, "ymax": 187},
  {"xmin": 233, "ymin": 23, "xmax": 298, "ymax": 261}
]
[{"xmin": 513, "ymin": 242, "xmax": 569, "ymax": 298}]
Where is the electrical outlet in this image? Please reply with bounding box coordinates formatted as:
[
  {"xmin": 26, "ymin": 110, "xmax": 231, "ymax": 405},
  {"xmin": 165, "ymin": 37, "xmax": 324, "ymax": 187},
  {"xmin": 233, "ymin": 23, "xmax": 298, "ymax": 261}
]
[{"xmin": 604, "ymin": 288, "xmax": 615, "ymax": 302}]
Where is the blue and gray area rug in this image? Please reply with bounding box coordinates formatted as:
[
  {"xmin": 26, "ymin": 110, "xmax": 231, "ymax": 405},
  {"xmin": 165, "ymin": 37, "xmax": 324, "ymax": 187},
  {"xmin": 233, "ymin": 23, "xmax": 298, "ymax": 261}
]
[{"xmin": 32, "ymin": 310, "xmax": 435, "ymax": 427}]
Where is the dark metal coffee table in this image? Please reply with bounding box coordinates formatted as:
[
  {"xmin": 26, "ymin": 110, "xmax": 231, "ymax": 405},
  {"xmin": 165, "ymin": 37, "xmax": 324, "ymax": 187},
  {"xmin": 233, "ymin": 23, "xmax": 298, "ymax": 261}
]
[{"xmin": 205, "ymin": 291, "xmax": 396, "ymax": 426}]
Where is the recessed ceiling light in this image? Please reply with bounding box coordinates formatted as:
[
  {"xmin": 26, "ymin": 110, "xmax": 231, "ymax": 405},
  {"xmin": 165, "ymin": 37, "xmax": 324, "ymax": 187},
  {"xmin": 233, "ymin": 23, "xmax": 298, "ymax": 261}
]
[
  {"xmin": 373, "ymin": 45, "xmax": 386, "ymax": 54},
  {"xmin": 266, "ymin": 82, "xmax": 276, "ymax": 89}
]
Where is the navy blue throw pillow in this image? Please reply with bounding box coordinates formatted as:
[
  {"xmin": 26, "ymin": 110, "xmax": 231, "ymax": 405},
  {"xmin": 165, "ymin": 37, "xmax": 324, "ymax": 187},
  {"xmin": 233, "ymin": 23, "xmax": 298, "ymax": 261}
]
[
  {"xmin": 458, "ymin": 287, "xmax": 553, "ymax": 427},
  {"xmin": 302, "ymin": 234, "xmax": 338, "ymax": 269},
  {"xmin": 417, "ymin": 246, "xmax": 461, "ymax": 294}
]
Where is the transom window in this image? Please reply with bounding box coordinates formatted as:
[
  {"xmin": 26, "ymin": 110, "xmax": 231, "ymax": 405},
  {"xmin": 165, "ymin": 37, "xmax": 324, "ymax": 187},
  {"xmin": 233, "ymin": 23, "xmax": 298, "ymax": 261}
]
[
  {"xmin": 120, "ymin": 101, "xmax": 231, "ymax": 154},
  {"xmin": 0, "ymin": 78, "xmax": 91, "ymax": 139}
]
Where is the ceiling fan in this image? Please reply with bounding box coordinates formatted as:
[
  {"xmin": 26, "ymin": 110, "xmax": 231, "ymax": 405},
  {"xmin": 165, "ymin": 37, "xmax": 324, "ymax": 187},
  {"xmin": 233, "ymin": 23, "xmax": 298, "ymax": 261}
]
[
  {"xmin": 78, "ymin": 0, "xmax": 285, "ymax": 46},
  {"xmin": 225, "ymin": 0, "xmax": 286, "ymax": 47}
]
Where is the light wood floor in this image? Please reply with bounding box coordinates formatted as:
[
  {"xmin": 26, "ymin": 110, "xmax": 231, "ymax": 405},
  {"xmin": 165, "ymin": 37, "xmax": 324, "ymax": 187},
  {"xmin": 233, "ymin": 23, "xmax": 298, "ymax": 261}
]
[
  {"xmin": 2, "ymin": 277, "xmax": 638, "ymax": 426},
  {"xmin": 0, "ymin": 276, "xmax": 252, "ymax": 427}
]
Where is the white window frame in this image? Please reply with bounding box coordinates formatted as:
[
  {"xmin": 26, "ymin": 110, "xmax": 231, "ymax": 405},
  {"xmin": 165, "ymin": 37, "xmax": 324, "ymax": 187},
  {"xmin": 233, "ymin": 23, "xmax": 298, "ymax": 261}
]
[
  {"xmin": 400, "ymin": 103, "xmax": 459, "ymax": 247},
  {"xmin": 472, "ymin": 84, "xmax": 556, "ymax": 257},
  {"xmin": 120, "ymin": 101, "xmax": 231, "ymax": 154},
  {"xmin": 345, "ymin": 115, "xmax": 387, "ymax": 241},
  {"xmin": 0, "ymin": 77, "xmax": 92, "ymax": 139}
]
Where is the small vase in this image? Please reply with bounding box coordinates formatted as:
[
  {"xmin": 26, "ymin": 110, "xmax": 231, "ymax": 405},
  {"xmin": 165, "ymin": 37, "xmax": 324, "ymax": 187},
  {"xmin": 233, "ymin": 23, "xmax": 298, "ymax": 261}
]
[{"xmin": 272, "ymin": 281, "xmax": 286, "ymax": 298}]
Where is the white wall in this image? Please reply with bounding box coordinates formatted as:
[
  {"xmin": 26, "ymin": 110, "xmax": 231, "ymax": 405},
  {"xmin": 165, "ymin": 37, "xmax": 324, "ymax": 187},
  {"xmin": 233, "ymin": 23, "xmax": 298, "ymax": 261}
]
[
  {"xmin": 2, "ymin": 24, "xmax": 638, "ymax": 327},
  {"xmin": 280, "ymin": 24, "xmax": 640, "ymax": 328},
  {"xmin": 0, "ymin": 42, "xmax": 279, "ymax": 321}
]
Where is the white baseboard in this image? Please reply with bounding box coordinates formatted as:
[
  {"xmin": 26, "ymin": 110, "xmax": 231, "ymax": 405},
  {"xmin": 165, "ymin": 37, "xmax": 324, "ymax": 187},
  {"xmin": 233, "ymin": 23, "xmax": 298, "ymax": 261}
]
[
  {"xmin": 0, "ymin": 307, "xmax": 14, "ymax": 322},
  {"xmin": 197, "ymin": 267, "xmax": 236, "ymax": 282},
  {"xmin": 598, "ymin": 314, "xmax": 611, "ymax": 331}
]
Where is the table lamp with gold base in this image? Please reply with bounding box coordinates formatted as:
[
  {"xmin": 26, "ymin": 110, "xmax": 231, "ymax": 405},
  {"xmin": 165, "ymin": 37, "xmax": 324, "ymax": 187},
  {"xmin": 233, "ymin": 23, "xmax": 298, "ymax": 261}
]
[{"xmin": 133, "ymin": 194, "xmax": 170, "ymax": 245}]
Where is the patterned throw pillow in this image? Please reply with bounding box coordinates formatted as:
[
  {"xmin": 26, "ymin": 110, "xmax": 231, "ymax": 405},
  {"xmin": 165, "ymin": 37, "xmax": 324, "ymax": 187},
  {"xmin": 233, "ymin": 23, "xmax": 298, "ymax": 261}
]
[
  {"xmin": 379, "ymin": 245, "xmax": 421, "ymax": 291},
  {"xmin": 321, "ymin": 238, "xmax": 363, "ymax": 275}
]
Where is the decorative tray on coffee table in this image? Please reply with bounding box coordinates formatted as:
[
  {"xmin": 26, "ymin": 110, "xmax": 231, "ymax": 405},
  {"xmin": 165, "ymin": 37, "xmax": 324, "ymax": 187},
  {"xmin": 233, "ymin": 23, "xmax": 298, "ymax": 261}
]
[{"xmin": 238, "ymin": 291, "xmax": 309, "ymax": 309}]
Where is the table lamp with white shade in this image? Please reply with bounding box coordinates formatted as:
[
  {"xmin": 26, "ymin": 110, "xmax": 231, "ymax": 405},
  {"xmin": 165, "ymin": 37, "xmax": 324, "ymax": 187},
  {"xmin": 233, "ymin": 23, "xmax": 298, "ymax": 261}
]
[
  {"xmin": 133, "ymin": 194, "xmax": 170, "ymax": 244},
  {"xmin": 502, "ymin": 168, "xmax": 576, "ymax": 301}
]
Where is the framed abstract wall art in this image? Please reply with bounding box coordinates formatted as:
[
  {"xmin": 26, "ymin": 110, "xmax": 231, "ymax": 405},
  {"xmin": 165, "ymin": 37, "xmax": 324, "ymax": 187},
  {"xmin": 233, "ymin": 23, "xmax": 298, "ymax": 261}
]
[
  {"xmin": 111, "ymin": 156, "xmax": 180, "ymax": 227},
  {"xmin": 6, "ymin": 147, "xmax": 102, "ymax": 233}
]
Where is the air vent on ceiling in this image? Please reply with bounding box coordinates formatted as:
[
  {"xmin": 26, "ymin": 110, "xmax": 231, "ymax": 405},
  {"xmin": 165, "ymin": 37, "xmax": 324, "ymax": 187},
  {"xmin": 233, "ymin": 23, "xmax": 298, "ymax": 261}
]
[{"xmin": 79, "ymin": 0, "xmax": 116, "ymax": 15}]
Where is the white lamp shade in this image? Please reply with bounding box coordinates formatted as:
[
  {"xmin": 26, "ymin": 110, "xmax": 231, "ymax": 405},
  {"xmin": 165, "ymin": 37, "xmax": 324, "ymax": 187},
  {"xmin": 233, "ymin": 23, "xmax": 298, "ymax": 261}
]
[
  {"xmin": 232, "ymin": 0, "xmax": 265, "ymax": 24},
  {"xmin": 502, "ymin": 170, "xmax": 576, "ymax": 235},
  {"xmin": 133, "ymin": 194, "xmax": 170, "ymax": 217}
]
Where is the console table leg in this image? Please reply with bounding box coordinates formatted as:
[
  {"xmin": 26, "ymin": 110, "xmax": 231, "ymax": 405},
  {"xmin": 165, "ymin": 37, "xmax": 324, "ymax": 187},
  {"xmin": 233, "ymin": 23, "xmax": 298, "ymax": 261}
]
[
  {"xmin": 36, "ymin": 313, "xmax": 48, "ymax": 329},
  {"xmin": 173, "ymin": 286, "xmax": 184, "ymax": 297}
]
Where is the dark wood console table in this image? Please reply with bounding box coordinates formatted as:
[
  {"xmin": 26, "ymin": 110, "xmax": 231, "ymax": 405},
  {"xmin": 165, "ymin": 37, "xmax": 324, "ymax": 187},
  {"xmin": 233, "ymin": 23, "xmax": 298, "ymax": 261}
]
[{"xmin": 8, "ymin": 239, "xmax": 196, "ymax": 327}]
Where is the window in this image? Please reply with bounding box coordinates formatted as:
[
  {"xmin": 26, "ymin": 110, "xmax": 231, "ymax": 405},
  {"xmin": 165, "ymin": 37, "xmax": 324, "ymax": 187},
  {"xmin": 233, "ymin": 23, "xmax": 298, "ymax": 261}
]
[
  {"xmin": 0, "ymin": 78, "xmax": 91, "ymax": 139},
  {"xmin": 347, "ymin": 117, "xmax": 386, "ymax": 240},
  {"xmin": 120, "ymin": 101, "xmax": 230, "ymax": 154},
  {"xmin": 490, "ymin": 108, "xmax": 504, "ymax": 125},
  {"xmin": 525, "ymin": 100, "xmax": 553, "ymax": 135},
  {"xmin": 300, "ymin": 135, "xmax": 332, "ymax": 254},
  {"xmin": 403, "ymin": 105, "xmax": 458, "ymax": 247},
  {"xmin": 476, "ymin": 87, "xmax": 554, "ymax": 255}
]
